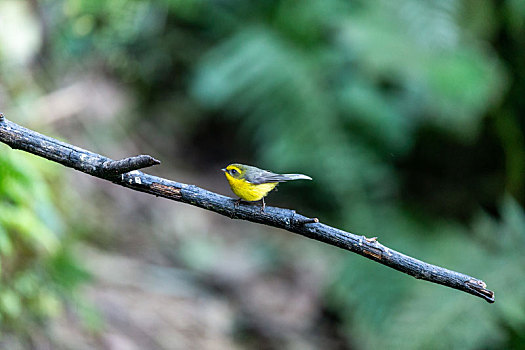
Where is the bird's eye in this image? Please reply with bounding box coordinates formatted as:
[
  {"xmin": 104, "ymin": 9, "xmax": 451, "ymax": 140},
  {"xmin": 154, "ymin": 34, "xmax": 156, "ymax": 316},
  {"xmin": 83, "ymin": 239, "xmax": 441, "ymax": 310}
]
[{"xmin": 230, "ymin": 169, "xmax": 238, "ymax": 175}]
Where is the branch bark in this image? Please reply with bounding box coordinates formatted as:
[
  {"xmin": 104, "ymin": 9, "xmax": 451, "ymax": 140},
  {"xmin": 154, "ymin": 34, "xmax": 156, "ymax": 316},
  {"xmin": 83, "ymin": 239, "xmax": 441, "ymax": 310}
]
[{"xmin": 0, "ymin": 114, "xmax": 495, "ymax": 303}]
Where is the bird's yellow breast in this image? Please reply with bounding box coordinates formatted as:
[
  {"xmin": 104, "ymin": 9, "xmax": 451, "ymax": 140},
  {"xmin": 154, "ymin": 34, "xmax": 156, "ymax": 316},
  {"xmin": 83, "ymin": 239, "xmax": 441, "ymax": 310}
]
[{"xmin": 224, "ymin": 173, "xmax": 277, "ymax": 201}]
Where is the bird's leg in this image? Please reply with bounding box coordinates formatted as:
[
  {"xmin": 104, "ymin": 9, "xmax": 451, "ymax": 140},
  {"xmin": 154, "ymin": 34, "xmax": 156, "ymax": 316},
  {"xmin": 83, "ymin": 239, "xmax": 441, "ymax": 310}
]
[{"xmin": 260, "ymin": 198, "xmax": 266, "ymax": 212}]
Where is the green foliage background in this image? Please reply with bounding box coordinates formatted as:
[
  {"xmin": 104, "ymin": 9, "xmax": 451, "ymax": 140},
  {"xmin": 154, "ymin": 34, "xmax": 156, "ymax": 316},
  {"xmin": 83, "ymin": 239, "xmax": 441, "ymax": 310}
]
[
  {"xmin": 0, "ymin": 152, "xmax": 87, "ymax": 338},
  {"xmin": 1, "ymin": 0, "xmax": 525, "ymax": 348}
]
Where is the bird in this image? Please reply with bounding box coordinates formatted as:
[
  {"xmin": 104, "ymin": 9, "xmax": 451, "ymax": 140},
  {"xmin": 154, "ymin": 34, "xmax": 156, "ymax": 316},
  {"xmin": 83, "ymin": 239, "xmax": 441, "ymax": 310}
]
[{"xmin": 221, "ymin": 163, "xmax": 312, "ymax": 211}]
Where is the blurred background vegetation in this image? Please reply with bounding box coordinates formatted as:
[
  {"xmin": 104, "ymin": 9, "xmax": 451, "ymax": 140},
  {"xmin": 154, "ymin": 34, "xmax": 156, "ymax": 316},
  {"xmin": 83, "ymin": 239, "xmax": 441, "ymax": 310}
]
[{"xmin": 1, "ymin": 0, "xmax": 524, "ymax": 348}]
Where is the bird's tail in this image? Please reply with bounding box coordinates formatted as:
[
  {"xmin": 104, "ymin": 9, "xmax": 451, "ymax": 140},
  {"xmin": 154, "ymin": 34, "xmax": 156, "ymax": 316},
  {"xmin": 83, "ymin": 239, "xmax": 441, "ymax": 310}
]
[{"xmin": 282, "ymin": 174, "xmax": 312, "ymax": 181}]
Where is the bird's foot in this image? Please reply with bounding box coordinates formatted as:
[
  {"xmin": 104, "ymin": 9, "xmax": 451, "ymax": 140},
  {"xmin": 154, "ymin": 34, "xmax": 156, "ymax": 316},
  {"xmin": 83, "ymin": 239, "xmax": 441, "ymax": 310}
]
[
  {"xmin": 230, "ymin": 198, "xmax": 242, "ymax": 219},
  {"xmin": 234, "ymin": 198, "xmax": 242, "ymax": 209}
]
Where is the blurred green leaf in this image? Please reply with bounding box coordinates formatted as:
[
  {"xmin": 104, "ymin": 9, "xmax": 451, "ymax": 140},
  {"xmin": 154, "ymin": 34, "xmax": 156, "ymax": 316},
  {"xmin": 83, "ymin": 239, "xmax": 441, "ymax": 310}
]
[
  {"xmin": 0, "ymin": 290, "xmax": 22, "ymax": 319},
  {"xmin": 0, "ymin": 150, "xmax": 86, "ymax": 334}
]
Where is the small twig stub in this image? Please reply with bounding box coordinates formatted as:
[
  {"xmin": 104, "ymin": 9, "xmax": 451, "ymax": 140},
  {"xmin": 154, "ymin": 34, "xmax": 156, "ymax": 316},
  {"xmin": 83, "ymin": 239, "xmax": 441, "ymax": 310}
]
[{"xmin": 101, "ymin": 155, "xmax": 161, "ymax": 176}]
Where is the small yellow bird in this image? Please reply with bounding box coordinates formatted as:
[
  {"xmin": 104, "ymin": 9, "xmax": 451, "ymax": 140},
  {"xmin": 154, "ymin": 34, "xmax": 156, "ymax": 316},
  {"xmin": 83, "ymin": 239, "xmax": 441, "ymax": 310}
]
[{"xmin": 221, "ymin": 163, "xmax": 312, "ymax": 211}]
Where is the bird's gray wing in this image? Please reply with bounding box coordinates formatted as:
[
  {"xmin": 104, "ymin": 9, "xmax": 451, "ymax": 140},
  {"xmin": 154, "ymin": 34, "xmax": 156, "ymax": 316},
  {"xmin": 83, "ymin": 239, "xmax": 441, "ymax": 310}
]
[{"xmin": 245, "ymin": 169, "xmax": 291, "ymax": 184}]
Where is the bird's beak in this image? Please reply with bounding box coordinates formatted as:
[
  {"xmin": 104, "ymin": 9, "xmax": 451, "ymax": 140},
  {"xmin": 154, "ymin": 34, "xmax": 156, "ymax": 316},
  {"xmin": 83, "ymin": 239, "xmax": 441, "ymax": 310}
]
[{"xmin": 221, "ymin": 168, "xmax": 226, "ymax": 172}]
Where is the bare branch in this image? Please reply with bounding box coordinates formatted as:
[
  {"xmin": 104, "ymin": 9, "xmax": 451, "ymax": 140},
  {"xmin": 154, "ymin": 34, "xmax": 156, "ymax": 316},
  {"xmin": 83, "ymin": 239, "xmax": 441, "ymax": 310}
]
[{"xmin": 0, "ymin": 114, "xmax": 495, "ymax": 303}]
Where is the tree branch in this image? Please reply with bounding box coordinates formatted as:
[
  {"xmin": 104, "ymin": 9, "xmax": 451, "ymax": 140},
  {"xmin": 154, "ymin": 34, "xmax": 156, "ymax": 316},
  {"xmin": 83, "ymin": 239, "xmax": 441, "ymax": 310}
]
[{"xmin": 0, "ymin": 114, "xmax": 495, "ymax": 303}]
